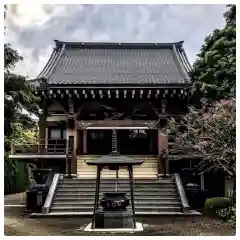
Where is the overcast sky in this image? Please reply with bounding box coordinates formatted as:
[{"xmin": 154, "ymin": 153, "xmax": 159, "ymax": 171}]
[{"xmin": 5, "ymin": 4, "xmax": 226, "ymax": 79}]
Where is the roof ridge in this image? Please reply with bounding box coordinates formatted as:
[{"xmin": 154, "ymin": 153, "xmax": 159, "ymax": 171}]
[{"xmin": 54, "ymin": 40, "xmax": 184, "ymax": 49}]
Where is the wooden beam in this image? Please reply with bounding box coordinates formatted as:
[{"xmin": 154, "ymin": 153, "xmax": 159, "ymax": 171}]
[
  {"xmin": 132, "ymin": 90, "xmax": 135, "ymax": 98},
  {"xmin": 77, "ymin": 120, "xmax": 159, "ymax": 129},
  {"xmin": 147, "ymin": 90, "xmax": 151, "ymax": 99},
  {"xmin": 91, "ymin": 90, "xmax": 95, "ymax": 98},
  {"xmin": 83, "ymin": 130, "xmax": 87, "ymax": 154},
  {"xmin": 124, "ymin": 90, "xmax": 127, "ymax": 98},
  {"xmin": 68, "ymin": 98, "xmax": 74, "ymax": 114},
  {"xmin": 163, "ymin": 89, "xmax": 168, "ymax": 98},
  {"xmin": 87, "ymin": 126, "xmax": 149, "ymax": 129},
  {"xmin": 161, "ymin": 98, "xmax": 167, "ymax": 114},
  {"xmin": 99, "ymin": 90, "xmax": 103, "ymax": 99}
]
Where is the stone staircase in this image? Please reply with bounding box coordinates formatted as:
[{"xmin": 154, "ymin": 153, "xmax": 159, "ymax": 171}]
[{"xmin": 50, "ymin": 176, "xmax": 185, "ymax": 215}]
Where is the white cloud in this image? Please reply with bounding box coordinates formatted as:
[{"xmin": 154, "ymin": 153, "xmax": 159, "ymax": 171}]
[{"xmin": 5, "ymin": 4, "xmax": 227, "ymax": 79}]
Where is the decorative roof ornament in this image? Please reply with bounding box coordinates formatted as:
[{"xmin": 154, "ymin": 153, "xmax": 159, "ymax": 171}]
[
  {"xmin": 144, "ymin": 120, "xmax": 160, "ymax": 129},
  {"xmin": 40, "ymin": 77, "xmax": 48, "ymax": 84},
  {"xmin": 78, "ymin": 121, "xmax": 92, "ymax": 129}
]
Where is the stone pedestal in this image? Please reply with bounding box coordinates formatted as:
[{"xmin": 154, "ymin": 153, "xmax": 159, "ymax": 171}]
[{"xmin": 95, "ymin": 210, "xmax": 134, "ymax": 229}]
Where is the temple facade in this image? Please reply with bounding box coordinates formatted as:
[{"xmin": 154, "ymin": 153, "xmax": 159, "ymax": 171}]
[{"xmin": 10, "ymin": 40, "xmax": 193, "ymax": 179}]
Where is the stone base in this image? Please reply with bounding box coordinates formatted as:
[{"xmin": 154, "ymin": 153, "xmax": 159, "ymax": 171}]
[
  {"xmin": 84, "ymin": 222, "xmax": 143, "ymax": 232},
  {"xmin": 94, "ymin": 210, "xmax": 134, "ymax": 229}
]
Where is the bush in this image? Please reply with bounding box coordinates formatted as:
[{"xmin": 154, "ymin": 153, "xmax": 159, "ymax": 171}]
[
  {"xmin": 205, "ymin": 197, "xmax": 232, "ymax": 219},
  {"xmin": 228, "ymin": 206, "xmax": 236, "ymax": 227},
  {"xmin": 4, "ymin": 153, "xmax": 29, "ymax": 195}
]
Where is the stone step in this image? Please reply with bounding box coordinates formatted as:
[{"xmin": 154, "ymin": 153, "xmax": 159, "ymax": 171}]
[
  {"xmin": 51, "ymin": 200, "xmax": 181, "ymax": 206},
  {"xmin": 55, "ymin": 188, "xmax": 176, "ymax": 193},
  {"xmin": 59, "ymin": 181, "xmax": 174, "ymax": 185},
  {"xmin": 50, "ymin": 206, "xmax": 182, "ymax": 212},
  {"xmin": 57, "ymin": 184, "xmax": 175, "ymax": 189},
  {"xmin": 55, "ymin": 191, "xmax": 178, "ymax": 197},
  {"xmin": 50, "ymin": 176, "xmax": 183, "ymax": 215},
  {"xmin": 53, "ymin": 196, "xmax": 180, "ymax": 201},
  {"xmin": 61, "ymin": 178, "xmax": 172, "ymax": 183}
]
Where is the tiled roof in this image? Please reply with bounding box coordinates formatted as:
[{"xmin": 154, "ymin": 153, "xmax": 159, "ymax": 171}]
[{"xmin": 36, "ymin": 40, "xmax": 192, "ymax": 86}]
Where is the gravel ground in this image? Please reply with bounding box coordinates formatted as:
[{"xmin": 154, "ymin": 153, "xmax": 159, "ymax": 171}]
[
  {"xmin": 4, "ymin": 193, "xmax": 236, "ymax": 236},
  {"xmin": 4, "ymin": 208, "xmax": 235, "ymax": 236}
]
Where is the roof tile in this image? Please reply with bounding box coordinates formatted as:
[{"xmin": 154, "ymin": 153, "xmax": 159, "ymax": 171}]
[{"xmin": 37, "ymin": 41, "xmax": 191, "ymax": 85}]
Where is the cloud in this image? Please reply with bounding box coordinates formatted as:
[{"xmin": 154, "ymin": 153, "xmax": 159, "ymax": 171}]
[{"xmin": 5, "ymin": 4, "xmax": 226, "ymax": 79}]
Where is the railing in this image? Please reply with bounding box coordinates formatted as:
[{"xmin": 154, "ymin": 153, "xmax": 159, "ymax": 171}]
[
  {"xmin": 11, "ymin": 139, "xmax": 67, "ymax": 155},
  {"xmin": 173, "ymin": 173, "xmax": 190, "ymax": 213}
]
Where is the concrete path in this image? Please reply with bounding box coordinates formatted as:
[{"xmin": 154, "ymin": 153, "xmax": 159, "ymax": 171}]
[{"xmin": 4, "ymin": 193, "xmax": 25, "ymax": 206}]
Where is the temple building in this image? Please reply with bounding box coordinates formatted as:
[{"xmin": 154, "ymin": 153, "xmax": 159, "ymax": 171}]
[{"xmin": 10, "ymin": 40, "xmax": 204, "ymax": 216}]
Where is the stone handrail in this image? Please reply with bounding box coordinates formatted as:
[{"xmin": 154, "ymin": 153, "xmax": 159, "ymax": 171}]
[
  {"xmin": 42, "ymin": 173, "xmax": 60, "ymax": 214},
  {"xmin": 173, "ymin": 173, "xmax": 190, "ymax": 213}
]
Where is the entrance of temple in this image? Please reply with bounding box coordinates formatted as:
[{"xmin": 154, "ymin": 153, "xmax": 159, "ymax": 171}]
[{"xmin": 76, "ymin": 128, "xmax": 160, "ymax": 179}]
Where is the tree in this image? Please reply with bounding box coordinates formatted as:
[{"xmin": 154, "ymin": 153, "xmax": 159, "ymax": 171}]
[
  {"xmin": 165, "ymin": 99, "xmax": 235, "ymax": 178},
  {"xmin": 4, "ymin": 5, "xmax": 40, "ymax": 194},
  {"xmin": 191, "ymin": 4, "xmax": 236, "ymax": 103},
  {"xmin": 4, "ymin": 6, "xmax": 39, "ymax": 149}
]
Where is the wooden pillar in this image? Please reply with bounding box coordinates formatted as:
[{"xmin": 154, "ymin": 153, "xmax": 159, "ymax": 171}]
[
  {"xmin": 45, "ymin": 127, "xmax": 48, "ymax": 152},
  {"xmin": 41, "ymin": 94, "xmax": 48, "ymax": 153},
  {"xmin": 200, "ymin": 173, "xmax": 205, "ymax": 191},
  {"xmin": 83, "ymin": 130, "xmax": 87, "ymax": 154},
  {"xmin": 128, "ymin": 165, "xmax": 136, "ymax": 228},
  {"xmin": 157, "ymin": 128, "xmax": 162, "ymax": 175},
  {"xmin": 158, "ymin": 130, "xmax": 169, "ymax": 175},
  {"xmin": 66, "ymin": 98, "xmax": 77, "ymax": 175}
]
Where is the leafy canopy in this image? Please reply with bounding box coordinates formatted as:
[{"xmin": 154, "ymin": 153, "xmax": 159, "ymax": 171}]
[
  {"xmin": 4, "ymin": 5, "xmax": 39, "ymax": 148},
  {"xmin": 191, "ymin": 4, "xmax": 236, "ymax": 102}
]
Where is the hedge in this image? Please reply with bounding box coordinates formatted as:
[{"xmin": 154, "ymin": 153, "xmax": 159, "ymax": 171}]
[{"xmin": 205, "ymin": 197, "xmax": 232, "ymax": 219}]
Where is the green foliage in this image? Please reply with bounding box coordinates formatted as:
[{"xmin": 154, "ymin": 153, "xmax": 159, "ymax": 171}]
[
  {"xmin": 191, "ymin": 4, "xmax": 236, "ymax": 102},
  {"xmin": 205, "ymin": 197, "xmax": 233, "ymax": 220},
  {"xmin": 205, "ymin": 197, "xmax": 232, "ymax": 211},
  {"xmin": 4, "ymin": 42, "xmax": 40, "ymax": 147},
  {"xmin": 4, "ymin": 7, "xmax": 40, "ymax": 194},
  {"xmin": 166, "ymin": 99, "xmax": 236, "ymax": 177},
  {"xmin": 4, "ymin": 153, "xmax": 29, "ymax": 195},
  {"xmin": 4, "ymin": 124, "xmax": 39, "ymax": 194},
  {"xmin": 228, "ymin": 206, "xmax": 236, "ymax": 227}
]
